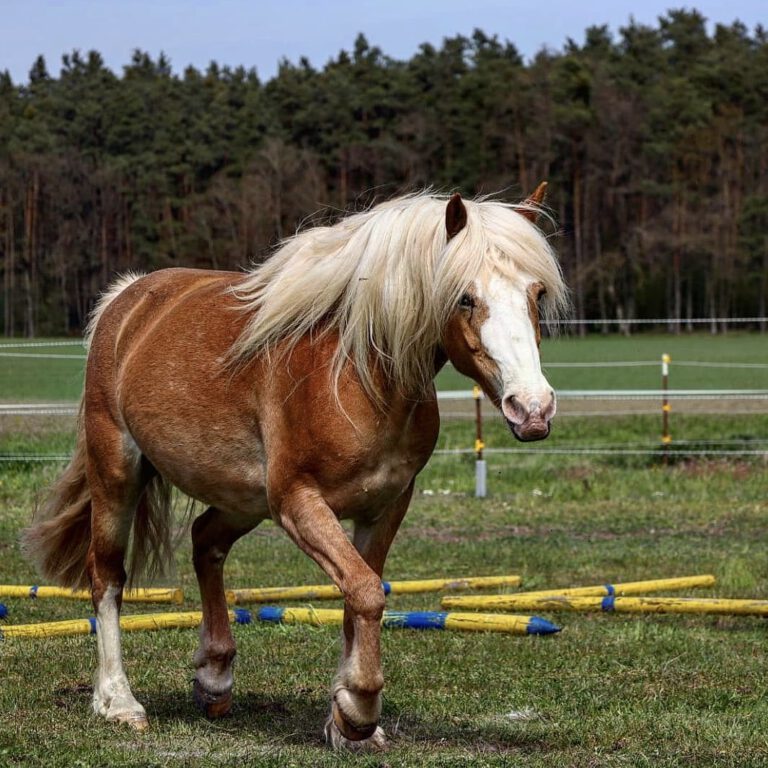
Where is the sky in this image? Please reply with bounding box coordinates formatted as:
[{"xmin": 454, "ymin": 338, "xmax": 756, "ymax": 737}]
[{"xmin": 2, "ymin": 0, "xmax": 766, "ymax": 83}]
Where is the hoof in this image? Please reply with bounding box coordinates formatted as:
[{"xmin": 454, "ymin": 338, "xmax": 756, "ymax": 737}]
[
  {"xmin": 325, "ymin": 715, "xmax": 387, "ymax": 753},
  {"xmin": 332, "ymin": 700, "xmax": 377, "ymax": 741},
  {"xmin": 124, "ymin": 714, "xmax": 150, "ymax": 732},
  {"xmin": 95, "ymin": 691, "xmax": 149, "ymax": 731},
  {"xmin": 106, "ymin": 710, "xmax": 149, "ymax": 732},
  {"xmin": 193, "ymin": 679, "xmax": 233, "ymax": 719}
]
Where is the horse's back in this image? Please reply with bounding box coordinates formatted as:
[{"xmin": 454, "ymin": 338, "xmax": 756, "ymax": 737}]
[{"xmin": 92, "ymin": 268, "xmax": 239, "ymax": 347}]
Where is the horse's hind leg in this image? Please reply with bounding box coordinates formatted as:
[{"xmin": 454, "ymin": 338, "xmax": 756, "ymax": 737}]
[
  {"xmin": 191, "ymin": 506, "xmax": 261, "ymax": 718},
  {"xmin": 86, "ymin": 423, "xmax": 149, "ymax": 730}
]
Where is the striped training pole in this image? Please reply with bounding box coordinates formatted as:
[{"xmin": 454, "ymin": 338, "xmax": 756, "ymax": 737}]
[
  {"xmin": 0, "ymin": 612, "xmax": 210, "ymax": 638},
  {"xmin": 442, "ymin": 574, "xmax": 716, "ymax": 610},
  {"xmin": 0, "ymin": 607, "xmax": 560, "ymax": 638},
  {"xmin": 0, "ymin": 585, "xmax": 184, "ymax": 603},
  {"xmin": 474, "ymin": 385, "xmax": 487, "ymax": 498},
  {"xmin": 661, "ymin": 353, "xmax": 671, "ymax": 463},
  {"xmin": 226, "ymin": 574, "xmax": 521, "ymax": 605},
  {"xmin": 453, "ymin": 595, "xmax": 768, "ymax": 617},
  {"xmin": 253, "ymin": 607, "xmax": 559, "ymax": 635}
]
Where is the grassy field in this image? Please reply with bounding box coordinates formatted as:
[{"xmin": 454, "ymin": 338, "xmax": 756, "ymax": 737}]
[
  {"xmin": 1, "ymin": 333, "xmax": 767, "ymax": 401},
  {"xmin": 1, "ymin": 335, "xmax": 768, "ymax": 766}
]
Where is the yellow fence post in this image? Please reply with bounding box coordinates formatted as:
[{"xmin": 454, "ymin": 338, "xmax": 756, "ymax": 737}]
[
  {"xmin": 661, "ymin": 353, "xmax": 671, "ymax": 463},
  {"xmin": 474, "ymin": 385, "xmax": 486, "ymax": 497}
]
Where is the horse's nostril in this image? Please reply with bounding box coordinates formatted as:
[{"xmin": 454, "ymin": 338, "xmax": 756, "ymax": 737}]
[
  {"xmin": 502, "ymin": 395, "xmax": 528, "ymax": 425},
  {"xmin": 543, "ymin": 391, "xmax": 557, "ymax": 420}
]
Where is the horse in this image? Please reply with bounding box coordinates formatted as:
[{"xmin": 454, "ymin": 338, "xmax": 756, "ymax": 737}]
[{"xmin": 22, "ymin": 185, "xmax": 568, "ymax": 751}]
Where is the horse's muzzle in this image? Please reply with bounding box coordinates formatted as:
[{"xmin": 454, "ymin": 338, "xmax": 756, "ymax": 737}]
[
  {"xmin": 502, "ymin": 392, "xmax": 555, "ymax": 442},
  {"xmin": 509, "ymin": 418, "xmax": 551, "ymax": 442}
]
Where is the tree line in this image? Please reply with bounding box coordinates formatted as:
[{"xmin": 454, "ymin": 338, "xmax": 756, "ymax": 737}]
[{"xmin": 1, "ymin": 8, "xmax": 767, "ymax": 336}]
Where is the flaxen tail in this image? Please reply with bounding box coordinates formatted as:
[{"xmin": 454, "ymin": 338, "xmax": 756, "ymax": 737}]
[
  {"xmin": 21, "ymin": 410, "xmax": 93, "ymax": 588},
  {"xmin": 21, "ymin": 405, "xmax": 176, "ymax": 590}
]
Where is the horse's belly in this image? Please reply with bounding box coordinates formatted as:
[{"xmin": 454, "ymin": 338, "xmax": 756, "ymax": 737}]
[
  {"xmin": 324, "ymin": 459, "xmax": 418, "ymax": 520},
  {"xmin": 124, "ymin": 408, "xmax": 268, "ymax": 514}
]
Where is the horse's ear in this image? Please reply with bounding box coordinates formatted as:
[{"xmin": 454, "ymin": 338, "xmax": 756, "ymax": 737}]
[
  {"xmin": 446, "ymin": 193, "xmax": 468, "ymax": 240},
  {"xmin": 518, "ymin": 181, "xmax": 548, "ymax": 223}
]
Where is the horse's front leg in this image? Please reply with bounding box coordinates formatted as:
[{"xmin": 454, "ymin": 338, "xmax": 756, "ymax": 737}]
[
  {"xmin": 274, "ymin": 486, "xmax": 388, "ymax": 752},
  {"xmin": 331, "ymin": 484, "xmax": 414, "ymax": 748}
]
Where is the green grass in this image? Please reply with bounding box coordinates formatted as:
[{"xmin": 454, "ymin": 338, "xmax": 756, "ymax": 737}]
[
  {"xmin": 1, "ymin": 334, "xmax": 767, "ymax": 764},
  {"xmin": 1, "ymin": 406, "xmax": 768, "ymax": 765}
]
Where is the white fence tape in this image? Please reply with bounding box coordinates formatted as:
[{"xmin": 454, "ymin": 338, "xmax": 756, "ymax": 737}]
[
  {"xmin": 560, "ymin": 317, "xmax": 768, "ymax": 325},
  {"xmin": 0, "ymin": 352, "xmax": 86, "ymax": 359},
  {"xmin": 1, "ymin": 344, "xmax": 766, "ymax": 369},
  {"xmin": 3, "ymin": 448, "xmax": 765, "ymax": 463},
  {"xmin": 0, "ymin": 404, "xmax": 78, "ymax": 416},
  {"xmin": 432, "ymin": 448, "xmax": 768, "ymax": 457},
  {"xmin": 0, "ymin": 340, "xmax": 83, "ymax": 348},
  {"xmin": 437, "ymin": 390, "xmax": 768, "ymax": 401},
  {"xmin": 2, "ymin": 389, "xmax": 767, "ymax": 417}
]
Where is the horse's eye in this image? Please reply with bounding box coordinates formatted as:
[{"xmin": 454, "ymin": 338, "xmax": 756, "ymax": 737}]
[{"xmin": 459, "ymin": 293, "xmax": 474, "ymax": 309}]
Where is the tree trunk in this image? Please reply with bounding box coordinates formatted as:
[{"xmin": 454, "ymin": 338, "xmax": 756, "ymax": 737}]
[
  {"xmin": 759, "ymin": 247, "xmax": 767, "ymax": 333},
  {"xmin": 572, "ymin": 163, "xmax": 586, "ymax": 337},
  {"xmin": 3, "ymin": 191, "xmax": 15, "ymax": 336},
  {"xmin": 24, "ymin": 173, "xmax": 39, "ymax": 338},
  {"xmin": 101, "ymin": 215, "xmax": 109, "ymax": 287}
]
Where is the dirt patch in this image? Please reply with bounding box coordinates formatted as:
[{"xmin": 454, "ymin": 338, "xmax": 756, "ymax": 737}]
[
  {"xmin": 674, "ymin": 459, "xmax": 757, "ymax": 479},
  {"xmin": 406, "ymin": 524, "xmax": 540, "ymax": 543},
  {"xmin": 406, "ymin": 520, "xmax": 734, "ymax": 544}
]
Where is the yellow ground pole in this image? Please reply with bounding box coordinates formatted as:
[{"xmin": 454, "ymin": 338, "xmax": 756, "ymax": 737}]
[
  {"xmin": 226, "ymin": 574, "xmax": 521, "ymax": 604},
  {"xmin": 0, "ymin": 606, "xmax": 560, "ymax": 638},
  {"xmin": 1, "ymin": 617, "xmax": 99, "ymax": 638},
  {"xmin": 447, "ymin": 594, "xmax": 768, "ymax": 617},
  {"xmin": 442, "ymin": 575, "xmax": 716, "ymax": 610},
  {"xmin": 256, "ymin": 606, "xmax": 556, "ymax": 634},
  {"xmin": 0, "ymin": 612, "xmax": 205, "ymax": 638},
  {"xmin": 0, "ymin": 585, "xmax": 184, "ymax": 603}
]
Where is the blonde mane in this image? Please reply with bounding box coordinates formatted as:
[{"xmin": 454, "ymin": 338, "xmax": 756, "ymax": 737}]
[{"xmin": 231, "ymin": 193, "xmax": 568, "ymax": 402}]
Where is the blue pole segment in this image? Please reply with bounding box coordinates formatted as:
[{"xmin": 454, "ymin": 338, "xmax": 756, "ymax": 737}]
[
  {"xmin": 382, "ymin": 611, "xmax": 447, "ymax": 630},
  {"xmin": 525, "ymin": 616, "xmax": 561, "ymax": 635},
  {"xmin": 29, "ymin": 585, "xmax": 38, "ymax": 598},
  {"xmin": 88, "ymin": 617, "xmax": 97, "ymax": 634},
  {"xmin": 234, "ymin": 608, "xmax": 252, "ymax": 625},
  {"xmin": 255, "ymin": 606, "xmax": 285, "ymax": 623},
  {"xmin": 382, "ymin": 582, "xmax": 392, "ymax": 596},
  {"xmin": 601, "ymin": 595, "xmax": 616, "ymax": 611},
  {"xmin": 0, "ymin": 603, "xmax": 7, "ymax": 619},
  {"xmin": 604, "ymin": 584, "xmax": 615, "ymax": 596}
]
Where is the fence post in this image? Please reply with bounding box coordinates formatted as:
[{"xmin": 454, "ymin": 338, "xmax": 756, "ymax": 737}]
[
  {"xmin": 661, "ymin": 353, "xmax": 671, "ymax": 463},
  {"xmin": 474, "ymin": 385, "xmax": 487, "ymax": 497}
]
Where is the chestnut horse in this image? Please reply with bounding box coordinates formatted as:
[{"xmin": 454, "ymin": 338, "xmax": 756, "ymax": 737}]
[{"xmin": 23, "ymin": 187, "xmax": 567, "ymax": 751}]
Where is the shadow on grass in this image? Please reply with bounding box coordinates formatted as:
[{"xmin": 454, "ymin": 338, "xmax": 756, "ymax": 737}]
[
  {"xmin": 138, "ymin": 685, "xmax": 562, "ymax": 754},
  {"xmin": 381, "ymin": 708, "xmax": 563, "ymax": 754}
]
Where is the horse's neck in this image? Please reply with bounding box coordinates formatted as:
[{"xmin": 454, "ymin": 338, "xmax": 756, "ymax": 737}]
[{"xmin": 432, "ymin": 346, "xmax": 450, "ymax": 379}]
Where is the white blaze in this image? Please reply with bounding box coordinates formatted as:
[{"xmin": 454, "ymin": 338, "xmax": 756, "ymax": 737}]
[{"xmin": 477, "ymin": 274, "xmax": 552, "ymax": 409}]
